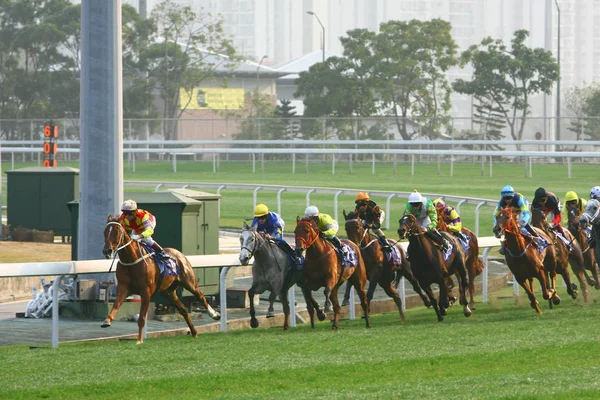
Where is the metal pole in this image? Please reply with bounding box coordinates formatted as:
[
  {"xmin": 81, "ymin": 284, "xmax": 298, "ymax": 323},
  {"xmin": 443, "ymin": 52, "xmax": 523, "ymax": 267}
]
[
  {"xmin": 555, "ymin": 0, "xmax": 561, "ymax": 147},
  {"xmin": 219, "ymin": 267, "xmax": 229, "ymax": 332}
]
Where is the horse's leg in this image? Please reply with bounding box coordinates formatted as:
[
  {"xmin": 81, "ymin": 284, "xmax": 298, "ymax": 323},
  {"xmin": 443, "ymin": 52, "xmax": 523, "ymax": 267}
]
[
  {"xmin": 403, "ymin": 268, "xmax": 431, "ymax": 307},
  {"xmin": 329, "ymin": 284, "xmax": 341, "ymax": 330},
  {"xmin": 424, "ymin": 285, "xmax": 443, "ymax": 322},
  {"xmin": 518, "ymin": 277, "xmax": 542, "ymax": 314},
  {"xmin": 301, "ymin": 286, "xmax": 316, "ymax": 328},
  {"xmin": 248, "ymin": 284, "xmax": 259, "ymax": 329},
  {"xmin": 341, "ymin": 281, "xmax": 352, "ymax": 307},
  {"xmin": 266, "ymin": 292, "xmax": 277, "ymax": 318},
  {"xmin": 136, "ymin": 289, "xmax": 153, "ymax": 344},
  {"xmin": 348, "ymin": 272, "xmax": 370, "ymax": 328},
  {"xmin": 101, "ymin": 282, "xmax": 129, "ymax": 328},
  {"xmin": 323, "ymin": 289, "xmax": 332, "ymax": 312},
  {"xmin": 454, "ymin": 259, "xmax": 472, "ymax": 318},
  {"xmin": 380, "ymin": 279, "xmax": 404, "ymax": 322},
  {"xmin": 310, "ymin": 296, "xmax": 327, "ymax": 321},
  {"xmin": 181, "ymin": 273, "xmax": 221, "ymax": 321},
  {"xmin": 164, "ymin": 287, "xmax": 198, "ymax": 338},
  {"xmin": 279, "ymin": 288, "xmax": 290, "ymax": 331},
  {"xmin": 445, "ymin": 275, "xmax": 456, "ymax": 307}
]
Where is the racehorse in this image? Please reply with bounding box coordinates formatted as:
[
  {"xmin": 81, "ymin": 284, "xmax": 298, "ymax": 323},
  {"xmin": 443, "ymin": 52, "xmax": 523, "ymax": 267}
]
[
  {"xmin": 493, "ymin": 208, "xmax": 555, "ymax": 314},
  {"xmin": 343, "ymin": 210, "xmax": 430, "ymax": 321},
  {"xmin": 531, "ymin": 208, "xmax": 578, "ymax": 304},
  {"xmin": 582, "ymin": 199, "xmax": 600, "ymax": 289},
  {"xmin": 435, "ymin": 209, "xmax": 484, "ymax": 310},
  {"xmin": 397, "ymin": 214, "xmax": 472, "ymax": 322},
  {"xmin": 567, "ymin": 207, "xmax": 600, "ymax": 293},
  {"xmin": 101, "ymin": 216, "xmax": 220, "ymax": 344},
  {"xmin": 294, "ymin": 216, "xmax": 370, "ymax": 330},
  {"xmin": 238, "ymin": 221, "xmax": 326, "ymax": 330}
]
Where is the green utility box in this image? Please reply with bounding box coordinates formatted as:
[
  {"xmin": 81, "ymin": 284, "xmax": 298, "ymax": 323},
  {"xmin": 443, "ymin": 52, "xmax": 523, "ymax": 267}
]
[
  {"xmin": 7, "ymin": 167, "xmax": 79, "ymax": 237},
  {"xmin": 67, "ymin": 189, "xmax": 221, "ymax": 296}
]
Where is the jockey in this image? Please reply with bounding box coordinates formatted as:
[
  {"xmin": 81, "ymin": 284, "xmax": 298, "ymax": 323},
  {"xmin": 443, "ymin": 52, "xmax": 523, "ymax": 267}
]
[
  {"xmin": 564, "ymin": 191, "xmax": 587, "ymax": 216},
  {"xmin": 403, "ymin": 190, "xmax": 452, "ymax": 256},
  {"xmin": 432, "ymin": 198, "xmax": 468, "ymax": 243},
  {"xmin": 120, "ymin": 199, "xmax": 169, "ymax": 258},
  {"xmin": 304, "ymin": 205, "xmax": 348, "ymax": 255},
  {"xmin": 354, "ymin": 192, "xmax": 390, "ymax": 252},
  {"xmin": 532, "ymin": 187, "xmax": 572, "ymax": 251},
  {"xmin": 591, "ymin": 186, "xmax": 600, "ymax": 201},
  {"xmin": 251, "ymin": 204, "xmax": 301, "ymax": 266},
  {"xmin": 493, "ymin": 185, "xmax": 540, "ymax": 252}
]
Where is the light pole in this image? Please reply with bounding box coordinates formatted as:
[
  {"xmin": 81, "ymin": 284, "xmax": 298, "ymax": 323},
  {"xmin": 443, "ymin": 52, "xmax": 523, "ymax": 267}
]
[
  {"xmin": 555, "ymin": 0, "xmax": 561, "ymax": 145},
  {"xmin": 256, "ymin": 55, "xmax": 267, "ymax": 142},
  {"xmin": 307, "ymin": 11, "xmax": 325, "ymax": 62}
]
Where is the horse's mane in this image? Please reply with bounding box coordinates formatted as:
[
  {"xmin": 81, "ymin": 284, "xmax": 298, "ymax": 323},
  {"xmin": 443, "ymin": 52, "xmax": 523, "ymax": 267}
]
[
  {"xmin": 436, "ymin": 209, "xmax": 448, "ymax": 231},
  {"xmin": 345, "ymin": 210, "xmax": 359, "ymax": 220}
]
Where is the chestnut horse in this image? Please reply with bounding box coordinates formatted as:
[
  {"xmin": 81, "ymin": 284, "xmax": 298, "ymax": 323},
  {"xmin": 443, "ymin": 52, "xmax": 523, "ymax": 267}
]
[
  {"xmin": 567, "ymin": 207, "xmax": 600, "ymax": 293},
  {"xmin": 397, "ymin": 214, "xmax": 472, "ymax": 322},
  {"xmin": 294, "ymin": 217, "xmax": 370, "ymax": 330},
  {"xmin": 531, "ymin": 208, "xmax": 578, "ymax": 304},
  {"xmin": 343, "ymin": 210, "xmax": 430, "ymax": 321},
  {"xmin": 436, "ymin": 210, "xmax": 484, "ymax": 310},
  {"xmin": 493, "ymin": 208, "xmax": 554, "ymax": 314},
  {"xmin": 101, "ymin": 216, "xmax": 220, "ymax": 343}
]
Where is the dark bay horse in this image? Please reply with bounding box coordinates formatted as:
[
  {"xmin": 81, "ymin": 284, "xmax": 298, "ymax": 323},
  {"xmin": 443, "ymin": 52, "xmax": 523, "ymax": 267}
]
[
  {"xmin": 294, "ymin": 217, "xmax": 370, "ymax": 330},
  {"xmin": 102, "ymin": 216, "xmax": 220, "ymax": 344},
  {"xmin": 397, "ymin": 214, "xmax": 472, "ymax": 322},
  {"xmin": 436, "ymin": 210, "xmax": 484, "ymax": 310},
  {"xmin": 238, "ymin": 222, "xmax": 326, "ymax": 330},
  {"xmin": 343, "ymin": 210, "xmax": 430, "ymax": 321},
  {"xmin": 493, "ymin": 209, "xmax": 554, "ymax": 314},
  {"xmin": 567, "ymin": 207, "xmax": 600, "ymax": 294},
  {"xmin": 531, "ymin": 208, "xmax": 578, "ymax": 304}
]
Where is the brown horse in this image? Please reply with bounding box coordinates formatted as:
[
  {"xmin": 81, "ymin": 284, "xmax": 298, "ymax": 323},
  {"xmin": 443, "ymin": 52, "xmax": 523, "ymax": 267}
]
[
  {"xmin": 397, "ymin": 214, "xmax": 472, "ymax": 321},
  {"xmin": 436, "ymin": 210, "xmax": 484, "ymax": 310},
  {"xmin": 101, "ymin": 216, "xmax": 220, "ymax": 343},
  {"xmin": 343, "ymin": 210, "xmax": 431, "ymax": 321},
  {"xmin": 530, "ymin": 208, "xmax": 577, "ymax": 304},
  {"xmin": 493, "ymin": 208, "xmax": 554, "ymax": 314},
  {"xmin": 294, "ymin": 217, "xmax": 370, "ymax": 330},
  {"xmin": 567, "ymin": 206, "xmax": 600, "ymax": 293}
]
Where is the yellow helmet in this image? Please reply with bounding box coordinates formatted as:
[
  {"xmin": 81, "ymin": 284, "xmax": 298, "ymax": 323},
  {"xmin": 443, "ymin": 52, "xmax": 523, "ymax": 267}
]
[
  {"xmin": 254, "ymin": 204, "xmax": 269, "ymax": 217},
  {"xmin": 121, "ymin": 199, "xmax": 138, "ymax": 212},
  {"xmin": 565, "ymin": 191, "xmax": 578, "ymax": 202},
  {"xmin": 432, "ymin": 198, "xmax": 446, "ymax": 210},
  {"xmin": 355, "ymin": 192, "xmax": 370, "ymax": 203}
]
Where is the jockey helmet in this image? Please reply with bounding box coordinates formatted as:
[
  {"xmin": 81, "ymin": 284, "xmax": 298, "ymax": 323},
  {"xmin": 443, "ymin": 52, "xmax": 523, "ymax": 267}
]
[
  {"xmin": 408, "ymin": 190, "xmax": 422, "ymax": 204},
  {"xmin": 254, "ymin": 204, "xmax": 269, "ymax": 217},
  {"xmin": 534, "ymin": 187, "xmax": 547, "ymax": 200},
  {"xmin": 355, "ymin": 192, "xmax": 370, "ymax": 203},
  {"xmin": 591, "ymin": 186, "xmax": 600, "ymax": 200},
  {"xmin": 305, "ymin": 205, "xmax": 319, "ymax": 217},
  {"xmin": 565, "ymin": 191, "xmax": 578, "ymax": 202},
  {"xmin": 121, "ymin": 199, "xmax": 138, "ymax": 212},
  {"xmin": 501, "ymin": 185, "xmax": 514, "ymax": 198},
  {"xmin": 433, "ymin": 198, "xmax": 446, "ymax": 210}
]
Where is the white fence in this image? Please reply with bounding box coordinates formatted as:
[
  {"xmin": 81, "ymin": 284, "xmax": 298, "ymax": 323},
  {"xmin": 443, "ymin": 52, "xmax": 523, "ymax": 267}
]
[{"xmin": 0, "ymin": 237, "xmax": 502, "ymax": 348}]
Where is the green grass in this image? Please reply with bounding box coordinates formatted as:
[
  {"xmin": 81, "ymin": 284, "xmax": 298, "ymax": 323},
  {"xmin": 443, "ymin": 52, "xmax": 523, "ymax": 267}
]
[
  {"xmin": 2, "ymin": 293, "xmax": 600, "ymax": 399},
  {"xmin": 4, "ymin": 159, "xmax": 595, "ymax": 237}
]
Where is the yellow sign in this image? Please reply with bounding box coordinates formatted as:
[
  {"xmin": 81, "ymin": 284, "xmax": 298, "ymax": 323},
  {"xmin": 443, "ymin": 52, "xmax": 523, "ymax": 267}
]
[{"xmin": 179, "ymin": 88, "xmax": 245, "ymax": 110}]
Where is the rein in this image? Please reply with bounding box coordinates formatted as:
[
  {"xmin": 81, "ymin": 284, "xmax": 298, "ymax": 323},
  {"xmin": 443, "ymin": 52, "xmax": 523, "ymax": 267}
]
[
  {"xmin": 296, "ymin": 220, "xmax": 335, "ymax": 261},
  {"xmin": 346, "ymin": 218, "xmax": 377, "ymax": 249},
  {"xmin": 105, "ymin": 221, "xmax": 154, "ymax": 268},
  {"xmin": 498, "ymin": 216, "xmax": 533, "ymax": 258}
]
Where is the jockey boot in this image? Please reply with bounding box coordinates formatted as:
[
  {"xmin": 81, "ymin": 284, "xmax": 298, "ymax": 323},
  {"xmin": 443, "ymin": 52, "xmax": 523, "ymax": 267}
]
[
  {"xmin": 378, "ymin": 235, "xmax": 391, "ymax": 252},
  {"xmin": 152, "ymin": 242, "xmax": 169, "ymax": 258},
  {"xmin": 523, "ymin": 224, "xmax": 540, "ymax": 248},
  {"xmin": 330, "ymin": 236, "xmax": 349, "ymax": 256},
  {"xmin": 552, "ymin": 225, "xmax": 573, "ymax": 251},
  {"xmin": 427, "ymin": 229, "xmax": 452, "ymax": 254},
  {"xmin": 456, "ymin": 231, "xmax": 468, "ymax": 243}
]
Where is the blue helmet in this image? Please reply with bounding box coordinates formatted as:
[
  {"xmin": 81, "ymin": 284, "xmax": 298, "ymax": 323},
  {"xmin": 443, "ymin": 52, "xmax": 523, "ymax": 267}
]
[{"xmin": 501, "ymin": 185, "xmax": 515, "ymax": 198}]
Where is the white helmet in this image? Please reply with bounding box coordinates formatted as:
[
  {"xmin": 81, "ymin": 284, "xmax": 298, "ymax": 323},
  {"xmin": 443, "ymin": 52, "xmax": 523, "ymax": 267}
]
[
  {"xmin": 305, "ymin": 205, "xmax": 319, "ymax": 217},
  {"xmin": 408, "ymin": 191, "xmax": 423, "ymax": 204},
  {"xmin": 591, "ymin": 186, "xmax": 600, "ymax": 200}
]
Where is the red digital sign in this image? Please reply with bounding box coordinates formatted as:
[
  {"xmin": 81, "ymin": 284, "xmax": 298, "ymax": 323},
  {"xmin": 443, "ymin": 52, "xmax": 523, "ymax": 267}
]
[{"xmin": 43, "ymin": 123, "xmax": 58, "ymax": 167}]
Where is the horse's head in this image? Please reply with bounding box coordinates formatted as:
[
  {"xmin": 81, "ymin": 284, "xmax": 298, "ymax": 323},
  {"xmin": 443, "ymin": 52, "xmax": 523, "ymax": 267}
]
[
  {"xmin": 397, "ymin": 213, "xmax": 417, "ymax": 239},
  {"xmin": 103, "ymin": 216, "xmax": 129, "ymax": 259},
  {"xmin": 294, "ymin": 216, "xmax": 319, "ymax": 257},
  {"xmin": 567, "ymin": 206, "xmax": 582, "ymax": 231},
  {"xmin": 343, "ymin": 210, "xmax": 365, "ymax": 245},
  {"xmin": 530, "ymin": 207, "xmax": 547, "ymax": 229},
  {"xmin": 239, "ymin": 221, "xmax": 261, "ymax": 266},
  {"xmin": 494, "ymin": 208, "xmax": 517, "ymax": 238},
  {"xmin": 584, "ymin": 199, "xmax": 600, "ymax": 225}
]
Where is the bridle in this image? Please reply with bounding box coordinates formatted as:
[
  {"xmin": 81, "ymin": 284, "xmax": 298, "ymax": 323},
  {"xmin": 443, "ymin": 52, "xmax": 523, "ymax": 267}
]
[
  {"xmin": 398, "ymin": 214, "xmax": 424, "ymax": 238},
  {"xmin": 104, "ymin": 221, "xmax": 154, "ymax": 268},
  {"xmin": 345, "ymin": 218, "xmax": 377, "ymax": 248},
  {"xmin": 495, "ymin": 211, "xmax": 533, "ymax": 258},
  {"xmin": 240, "ymin": 229, "xmax": 265, "ymax": 258},
  {"xmin": 295, "ymin": 220, "xmax": 321, "ymax": 250}
]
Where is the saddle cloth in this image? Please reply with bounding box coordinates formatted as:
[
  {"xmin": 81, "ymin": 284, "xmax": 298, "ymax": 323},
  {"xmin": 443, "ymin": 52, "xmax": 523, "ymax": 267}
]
[
  {"xmin": 140, "ymin": 243, "xmax": 180, "ymax": 276},
  {"xmin": 458, "ymin": 233, "xmax": 471, "ymax": 253},
  {"xmin": 340, "ymin": 243, "xmax": 359, "ymax": 267},
  {"xmin": 385, "ymin": 244, "xmax": 402, "ymax": 266}
]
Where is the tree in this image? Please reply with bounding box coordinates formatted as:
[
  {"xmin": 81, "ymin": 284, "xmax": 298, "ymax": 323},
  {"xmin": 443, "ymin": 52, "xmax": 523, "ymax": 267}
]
[
  {"xmin": 453, "ymin": 30, "xmax": 559, "ymax": 146},
  {"xmin": 564, "ymin": 84, "xmax": 600, "ymax": 144},
  {"xmin": 139, "ymin": 0, "xmax": 240, "ymax": 140},
  {"xmin": 275, "ymin": 99, "xmax": 301, "ymax": 140}
]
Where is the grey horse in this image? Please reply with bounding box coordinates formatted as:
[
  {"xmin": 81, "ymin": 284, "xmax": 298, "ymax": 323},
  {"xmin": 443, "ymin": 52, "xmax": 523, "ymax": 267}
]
[
  {"xmin": 238, "ymin": 221, "xmax": 326, "ymax": 330},
  {"xmin": 582, "ymin": 199, "xmax": 600, "ymax": 280}
]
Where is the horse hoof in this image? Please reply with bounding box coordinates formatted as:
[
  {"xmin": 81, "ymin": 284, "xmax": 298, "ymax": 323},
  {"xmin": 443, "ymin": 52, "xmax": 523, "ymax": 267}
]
[
  {"xmin": 463, "ymin": 306, "xmax": 472, "ymax": 318},
  {"xmin": 101, "ymin": 321, "xmax": 111, "ymax": 328},
  {"xmin": 266, "ymin": 311, "xmax": 275, "ymax": 318},
  {"xmin": 324, "ymin": 305, "xmax": 333, "ymax": 312},
  {"xmin": 571, "ymin": 283, "xmax": 578, "ymax": 290},
  {"xmin": 470, "ymin": 303, "xmax": 477, "ymax": 311},
  {"xmin": 440, "ymin": 308, "xmax": 447, "ymax": 316},
  {"xmin": 552, "ymin": 296, "xmax": 561, "ymax": 305},
  {"xmin": 317, "ymin": 311, "xmax": 327, "ymax": 321},
  {"xmin": 211, "ymin": 312, "xmax": 221, "ymax": 321},
  {"xmin": 250, "ymin": 319, "xmax": 259, "ymax": 329},
  {"xmin": 136, "ymin": 340, "xmax": 143, "ymax": 345},
  {"xmin": 341, "ymin": 301, "xmax": 349, "ymax": 307}
]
